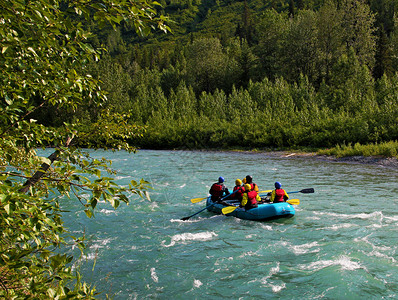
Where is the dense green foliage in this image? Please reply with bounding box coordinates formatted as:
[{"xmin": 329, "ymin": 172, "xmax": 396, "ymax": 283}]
[
  {"xmin": 318, "ymin": 141, "xmax": 398, "ymax": 157},
  {"xmin": 0, "ymin": 0, "xmax": 167, "ymax": 298},
  {"xmin": 33, "ymin": 0, "xmax": 398, "ymax": 153}
]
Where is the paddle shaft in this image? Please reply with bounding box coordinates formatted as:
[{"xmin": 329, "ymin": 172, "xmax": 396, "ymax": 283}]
[
  {"xmin": 260, "ymin": 188, "xmax": 314, "ymax": 197},
  {"xmin": 288, "ymin": 188, "xmax": 314, "ymax": 194},
  {"xmin": 182, "ymin": 189, "xmax": 239, "ymax": 221},
  {"xmin": 181, "ymin": 203, "xmax": 215, "ymax": 221}
]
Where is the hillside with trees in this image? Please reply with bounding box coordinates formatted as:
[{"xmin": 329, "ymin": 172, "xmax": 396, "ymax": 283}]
[{"xmin": 31, "ymin": 0, "xmax": 398, "ymax": 154}]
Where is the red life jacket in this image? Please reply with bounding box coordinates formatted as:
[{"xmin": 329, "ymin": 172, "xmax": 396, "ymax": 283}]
[
  {"xmin": 250, "ymin": 183, "xmax": 258, "ymax": 191},
  {"xmin": 246, "ymin": 190, "xmax": 258, "ymax": 205},
  {"xmin": 274, "ymin": 189, "xmax": 286, "ymax": 202},
  {"xmin": 233, "ymin": 186, "xmax": 244, "ymax": 199},
  {"xmin": 210, "ymin": 183, "xmax": 223, "ymax": 198}
]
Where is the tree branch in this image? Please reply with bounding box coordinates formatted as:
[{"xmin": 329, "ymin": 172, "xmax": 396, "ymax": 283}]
[{"xmin": 19, "ymin": 136, "xmax": 73, "ymax": 194}]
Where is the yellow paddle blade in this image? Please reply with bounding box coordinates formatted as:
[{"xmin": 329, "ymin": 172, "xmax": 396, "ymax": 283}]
[
  {"xmin": 191, "ymin": 197, "xmax": 207, "ymax": 203},
  {"xmin": 287, "ymin": 199, "xmax": 300, "ymax": 205},
  {"xmin": 258, "ymin": 190, "xmax": 272, "ymax": 194},
  {"xmin": 222, "ymin": 206, "xmax": 239, "ymax": 215}
]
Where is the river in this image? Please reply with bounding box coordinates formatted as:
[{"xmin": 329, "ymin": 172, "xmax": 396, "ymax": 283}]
[{"xmin": 56, "ymin": 149, "xmax": 398, "ymax": 299}]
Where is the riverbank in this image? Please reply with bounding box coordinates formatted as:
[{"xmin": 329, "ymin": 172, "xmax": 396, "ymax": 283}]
[
  {"xmin": 276, "ymin": 151, "xmax": 398, "ymax": 169},
  {"xmin": 184, "ymin": 148, "xmax": 398, "ymax": 169},
  {"xmin": 224, "ymin": 141, "xmax": 398, "ymax": 169}
]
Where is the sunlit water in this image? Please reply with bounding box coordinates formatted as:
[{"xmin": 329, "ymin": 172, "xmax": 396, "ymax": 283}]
[{"xmin": 46, "ymin": 149, "xmax": 398, "ymax": 299}]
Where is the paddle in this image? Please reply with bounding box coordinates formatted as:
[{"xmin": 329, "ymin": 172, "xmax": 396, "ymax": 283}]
[
  {"xmin": 286, "ymin": 198, "xmax": 300, "ymax": 205},
  {"xmin": 259, "ymin": 188, "xmax": 314, "ymax": 197},
  {"xmin": 191, "ymin": 197, "xmax": 207, "ymax": 203},
  {"xmin": 286, "ymin": 188, "xmax": 314, "ymax": 194},
  {"xmin": 181, "ymin": 190, "xmax": 239, "ymax": 221},
  {"xmin": 181, "ymin": 204, "xmax": 214, "ymax": 221},
  {"xmin": 222, "ymin": 198, "xmax": 300, "ymax": 215},
  {"xmin": 259, "ymin": 190, "xmax": 272, "ymax": 194}
]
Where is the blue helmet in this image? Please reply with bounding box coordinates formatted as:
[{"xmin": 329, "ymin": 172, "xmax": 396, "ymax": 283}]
[
  {"xmin": 275, "ymin": 181, "xmax": 282, "ymax": 189},
  {"xmin": 218, "ymin": 176, "xmax": 225, "ymax": 183}
]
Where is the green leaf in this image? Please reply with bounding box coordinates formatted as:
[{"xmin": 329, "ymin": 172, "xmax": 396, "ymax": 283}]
[
  {"xmin": 90, "ymin": 198, "xmax": 97, "ymax": 209},
  {"xmin": 4, "ymin": 203, "xmax": 11, "ymax": 214},
  {"xmin": 84, "ymin": 209, "xmax": 93, "ymax": 218},
  {"xmin": 39, "ymin": 156, "xmax": 52, "ymax": 165}
]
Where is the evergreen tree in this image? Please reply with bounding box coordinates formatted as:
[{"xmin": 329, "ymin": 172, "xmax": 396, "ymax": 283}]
[
  {"xmin": 390, "ymin": 13, "xmax": 398, "ymax": 72},
  {"xmin": 297, "ymin": 0, "xmax": 305, "ymax": 9},
  {"xmin": 281, "ymin": 10, "xmax": 320, "ymax": 84},
  {"xmin": 186, "ymin": 37, "xmax": 238, "ymax": 94},
  {"xmin": 315, "ymin": 1, "xmax": 345, "ymax": 84},
  {"xmin": 373, "ymin": 26, "xmax": 393, "ymax": 79},
  {"xmin": 241, "ymin": 0, "xmax": 255, "ymax": 45},
  {"xmin": 369, "ymin": 0, "xmax": 397, "ymax": 35},
  {"xmin": 340, "ymin": 0, "xmax": 377, "ymax": 69},
  {"xmin": 289, "ymin": 0, "xmax": 296, "ymax": 17},
  {"xmin": 254, "ymin": 9, "xmax": 289, "ymax": 80}
]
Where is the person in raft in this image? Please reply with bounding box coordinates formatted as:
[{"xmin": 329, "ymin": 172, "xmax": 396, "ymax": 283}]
[
  {"xmin": 209, "ymin": 176, "xmax": 229, "ymax": 202},
  {"xmin": 231, "ymin": 178, "xmax": 245, "ymax": 201},
  {"xmin": 270, "ymin": 181, "xmax": 289, "ymax": 203},
  {"xmin": 241, "ymin": 183, "xmax": 261, "ymax": 210},
  {"xmin": 245, "ymin": 175, "xmax": 259, "ymax": 192}
]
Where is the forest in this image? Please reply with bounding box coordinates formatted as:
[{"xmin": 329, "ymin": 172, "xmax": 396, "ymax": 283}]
[{"xmin": 30, "ymin": 0, "xmax": 398, "ymax": 154}]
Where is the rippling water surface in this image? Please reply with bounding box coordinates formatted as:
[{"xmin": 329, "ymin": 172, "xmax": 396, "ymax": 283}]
[{"xmin": 55, "ymin": 150, "xmax": 398, "ymax": 299}]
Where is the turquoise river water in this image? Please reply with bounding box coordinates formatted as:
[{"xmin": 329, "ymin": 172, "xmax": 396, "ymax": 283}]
[{"xmin": 52, "ymin": 149, "xmax": 398, "ymax": 299}]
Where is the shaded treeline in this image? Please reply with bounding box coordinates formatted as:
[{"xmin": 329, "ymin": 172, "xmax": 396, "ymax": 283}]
[{"xmin": 34, "ymin": 0, "xmax": 398, "ymax": 150}]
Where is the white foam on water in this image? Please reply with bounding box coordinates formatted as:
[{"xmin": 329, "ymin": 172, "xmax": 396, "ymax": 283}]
[
  {"xmin": 72, "ymin": 239, "xmax": 113, "ymax": 269},
  {"xmin": 161, "ymin": 231, "xmax": 218, "ymax": 247},
  {"xmin": 368, "ymin": 250, "xmax": 397, "ymax": 263},
  {"xmin": 115, "ymin": 175, "xmax": 130, "ymax": 180},
  {"xmin": 239, "ymin": 250, "xmax": 259, "ymax": 258},
  {"xmin": 149, "ymin": 202, "xmax": 159, "ymax": 209},
  {"xmin": 258, "ymin": 223, "xmax": 273, "ymax": 231},
  {"xmin": 313, "ymin": 210, "xmax": 383, "ymax": 221},
  {"xmin": 298, "ymin": 255, "xmax": 364, "ymax": 272},
  {"xmin": 354, "ymin": 235, "xmax": 396, "ymax": 263},
  {"xmin": 270, "ymin": 262, "xmax": 280, "ymax": 275},
  {"xmin": 290, "ymin": 241, "xmax": 321, "ymax": 255},
  {"xmin": 271, "ymin": 283, "xmax": 286, "ymax": 293},
  {"xmin": 82, "ymin": 252, "xmax": 97, "ymax": 261},
  {"xmin": 90, "ymin": 238, "xmax": 112, "ymax": 250},
  {"xmin": 322, "ymin": 223, "xmax": 357, "ymax": 231},
  {"xmin": 256, "ymin": 262, "xmax": 286, "ymax": 293},
  {"xmin": 257, "ymin": 262, "xmax": 280, "ymax": 285},
  {"xmin": 354, "ymin": 235, "xmax": 385, "ymax": 249},
  {"xmin": 150, "ymin": 267, "xmax": 158, "ymax": 283},
  {"xmin": 366, "ymin": 223, "xmax": 383, "ymax": 229},
  {"xmin": 100, "ymin": 209, "xmax": 116, "ymax": 215},
  {"xmin": 384, "ymin": 215, "xmax": 398, "ymax": 222},
  {"xmin": 193, "ymin": 279, "xmax": 203, "ymax": 288}
]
